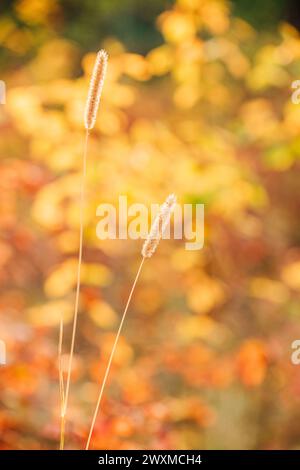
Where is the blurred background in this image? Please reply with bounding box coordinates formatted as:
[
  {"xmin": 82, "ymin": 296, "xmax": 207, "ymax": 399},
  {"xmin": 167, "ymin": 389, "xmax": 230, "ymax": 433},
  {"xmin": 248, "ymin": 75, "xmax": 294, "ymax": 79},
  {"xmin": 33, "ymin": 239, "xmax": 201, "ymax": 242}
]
[{"xmin": 1, "ymin": 0, "xmax": 300, "ymax": 450}]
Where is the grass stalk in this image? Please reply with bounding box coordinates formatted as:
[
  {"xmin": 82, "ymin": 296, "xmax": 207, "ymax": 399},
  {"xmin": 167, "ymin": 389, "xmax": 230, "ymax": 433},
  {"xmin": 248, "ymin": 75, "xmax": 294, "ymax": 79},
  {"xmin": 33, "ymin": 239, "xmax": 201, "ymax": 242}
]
[
  {"xmin": 57, "ymin": 49, "xmax": 108, "ymax": 450},
  {"xmin": 84, "ymin": 193, "xmax": 176, "ymax": 449},
  {"xmin": 58, "ymin": 314, "xmax": 65, "ymax": 449}
]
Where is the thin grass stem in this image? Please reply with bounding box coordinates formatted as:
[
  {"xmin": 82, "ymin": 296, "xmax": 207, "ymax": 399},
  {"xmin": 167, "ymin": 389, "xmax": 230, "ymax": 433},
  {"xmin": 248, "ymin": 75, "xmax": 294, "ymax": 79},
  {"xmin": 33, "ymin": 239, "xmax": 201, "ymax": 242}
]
[
  {"xmin": 85, "ymin": 257, "xmax": 145, "ymax": 450},
  {"xmin": 60, "ymin": 129, "xmax": 89, "ymax": 448}
]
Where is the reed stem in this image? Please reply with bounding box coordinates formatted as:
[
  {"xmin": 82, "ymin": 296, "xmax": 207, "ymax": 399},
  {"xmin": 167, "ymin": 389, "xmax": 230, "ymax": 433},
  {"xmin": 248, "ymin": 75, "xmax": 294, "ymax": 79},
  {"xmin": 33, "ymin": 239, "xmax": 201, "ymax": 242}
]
[{"xmin": 60, "ymin": 414, "xmax": 65, "ymax": 450}]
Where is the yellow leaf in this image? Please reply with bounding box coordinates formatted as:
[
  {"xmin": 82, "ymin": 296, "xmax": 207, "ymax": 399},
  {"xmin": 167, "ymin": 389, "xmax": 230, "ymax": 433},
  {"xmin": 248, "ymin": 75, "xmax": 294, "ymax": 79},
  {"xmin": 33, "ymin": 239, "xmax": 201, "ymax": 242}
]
[
  {"xmin": 26, "ymin": 300, "xmax": 72, "ymax": 327},
  {"xmin": 88, "ymin": 300, "xmax": 118, "ymax": 329}
]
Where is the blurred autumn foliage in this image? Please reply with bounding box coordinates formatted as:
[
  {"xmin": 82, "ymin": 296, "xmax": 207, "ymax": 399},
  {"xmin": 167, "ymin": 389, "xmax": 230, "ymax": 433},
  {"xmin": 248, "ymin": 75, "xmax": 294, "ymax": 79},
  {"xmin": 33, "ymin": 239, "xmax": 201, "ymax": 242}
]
[{"xmin": 1, "ymin": 0, "xmax": 300, "ymax": 450}]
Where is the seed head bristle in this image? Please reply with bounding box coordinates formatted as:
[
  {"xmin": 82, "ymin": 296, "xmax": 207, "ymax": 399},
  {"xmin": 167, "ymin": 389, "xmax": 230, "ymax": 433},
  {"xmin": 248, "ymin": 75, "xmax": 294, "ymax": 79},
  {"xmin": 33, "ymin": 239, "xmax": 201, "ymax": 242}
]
[
  {"xmin": 84, "ymin": 49, "xmax": 108, "ymax": 130},
  {"xmin": 142, "ymin": 194, "xmax": 176, "ymax": 258}
]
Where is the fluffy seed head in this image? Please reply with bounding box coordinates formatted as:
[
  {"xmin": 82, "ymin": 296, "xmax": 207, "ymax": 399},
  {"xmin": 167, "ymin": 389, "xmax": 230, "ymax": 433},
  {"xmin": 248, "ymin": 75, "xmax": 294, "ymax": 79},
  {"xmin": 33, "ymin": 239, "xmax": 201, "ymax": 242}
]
[
  {"xmin": 84, "ymin": 49, "xmax": 108, "ymax": 130},
  {"xmin": 142, "ymin": 194, "xmax": 177, "ymax": 258}
]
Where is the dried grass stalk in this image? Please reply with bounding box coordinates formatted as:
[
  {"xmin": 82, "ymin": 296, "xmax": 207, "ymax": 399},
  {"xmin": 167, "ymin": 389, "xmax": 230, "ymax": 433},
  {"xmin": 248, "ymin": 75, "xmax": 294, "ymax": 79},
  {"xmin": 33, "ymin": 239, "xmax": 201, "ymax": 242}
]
[
  {"xmin": 85, "ymin": 194, "xmax": 176, "ymax": 449},
  {"xmin": 84, "ymin": 49, "xmax": 108, "ymax": 130},
  {"xmin": 59, "ymin": 49, "xmax": 108, "ymax": 450}
]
